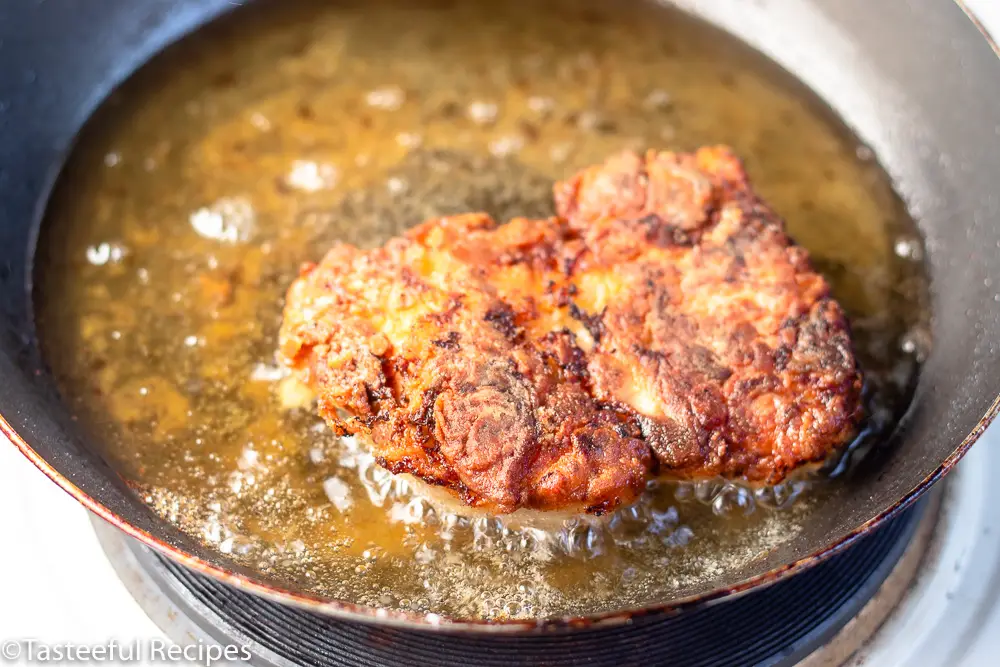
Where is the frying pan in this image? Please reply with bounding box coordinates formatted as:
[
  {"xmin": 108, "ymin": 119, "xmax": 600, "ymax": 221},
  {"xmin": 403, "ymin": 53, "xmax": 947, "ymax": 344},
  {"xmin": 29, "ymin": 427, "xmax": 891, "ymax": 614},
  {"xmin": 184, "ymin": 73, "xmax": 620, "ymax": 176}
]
[{"xmin": 1, "ymin": 0, "xmax": 999, "ymax": 631}]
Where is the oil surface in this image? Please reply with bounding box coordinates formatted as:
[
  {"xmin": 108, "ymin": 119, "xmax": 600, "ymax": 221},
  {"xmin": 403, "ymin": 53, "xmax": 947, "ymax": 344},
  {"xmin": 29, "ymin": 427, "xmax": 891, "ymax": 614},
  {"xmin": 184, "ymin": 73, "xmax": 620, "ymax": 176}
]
[{"xmin": 35, "ymin": 0, "xmax": 928, "ymax": 620}]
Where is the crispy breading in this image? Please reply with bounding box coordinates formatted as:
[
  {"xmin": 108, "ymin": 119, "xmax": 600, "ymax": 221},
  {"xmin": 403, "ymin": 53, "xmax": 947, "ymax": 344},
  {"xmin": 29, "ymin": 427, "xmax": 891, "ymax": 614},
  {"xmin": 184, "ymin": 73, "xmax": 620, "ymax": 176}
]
[{"xmin": 279, "ymin": 147, "xmax": 863, "ymax": 514}]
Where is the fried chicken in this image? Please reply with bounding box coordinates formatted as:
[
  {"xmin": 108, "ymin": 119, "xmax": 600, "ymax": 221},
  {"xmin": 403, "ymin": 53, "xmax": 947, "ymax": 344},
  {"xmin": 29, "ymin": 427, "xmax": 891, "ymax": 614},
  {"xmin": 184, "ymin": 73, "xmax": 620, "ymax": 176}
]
[{"xmin": 279, "ymin": 147, "xmax": 863, "ymax": 514}]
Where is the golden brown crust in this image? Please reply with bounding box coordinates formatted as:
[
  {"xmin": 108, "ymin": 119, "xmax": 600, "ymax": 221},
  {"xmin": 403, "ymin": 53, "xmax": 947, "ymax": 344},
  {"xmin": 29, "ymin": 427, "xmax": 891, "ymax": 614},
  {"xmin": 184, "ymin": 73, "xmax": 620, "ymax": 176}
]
[{"xmin": 279, "ymin": 147, "xmax": 863, "ymax": 514}]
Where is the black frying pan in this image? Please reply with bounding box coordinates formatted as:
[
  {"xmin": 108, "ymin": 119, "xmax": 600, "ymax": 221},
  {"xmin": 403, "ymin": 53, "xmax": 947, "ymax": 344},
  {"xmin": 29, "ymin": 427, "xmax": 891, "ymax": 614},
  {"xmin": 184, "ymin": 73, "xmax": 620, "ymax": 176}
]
[{"xmin": 1, "ymin": 0, "xmax": 999, "ymax": 631}]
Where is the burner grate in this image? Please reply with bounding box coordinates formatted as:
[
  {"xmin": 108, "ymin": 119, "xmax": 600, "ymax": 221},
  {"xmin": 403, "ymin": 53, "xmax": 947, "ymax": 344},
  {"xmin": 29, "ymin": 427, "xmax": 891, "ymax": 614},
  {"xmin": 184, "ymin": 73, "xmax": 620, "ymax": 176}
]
[{"xmin": 134, "ymin": 502, "xmax": 924, "ymax": 667}]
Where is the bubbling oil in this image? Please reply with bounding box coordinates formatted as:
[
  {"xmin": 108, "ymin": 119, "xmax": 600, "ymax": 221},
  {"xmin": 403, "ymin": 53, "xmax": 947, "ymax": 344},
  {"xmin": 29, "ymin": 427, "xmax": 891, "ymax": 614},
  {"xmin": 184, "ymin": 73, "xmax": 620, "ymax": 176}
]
[{"xmin": 35, "ymin": 0, "xmax": 929, "ymax": 620}]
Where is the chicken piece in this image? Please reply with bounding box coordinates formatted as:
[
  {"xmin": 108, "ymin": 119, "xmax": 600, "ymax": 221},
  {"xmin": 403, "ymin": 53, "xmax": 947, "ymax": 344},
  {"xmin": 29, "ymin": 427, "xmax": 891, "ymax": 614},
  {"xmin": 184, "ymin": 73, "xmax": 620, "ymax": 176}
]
[{"xmin": 279, "ymin": 147, "xmax": 863, "ymax": 514}]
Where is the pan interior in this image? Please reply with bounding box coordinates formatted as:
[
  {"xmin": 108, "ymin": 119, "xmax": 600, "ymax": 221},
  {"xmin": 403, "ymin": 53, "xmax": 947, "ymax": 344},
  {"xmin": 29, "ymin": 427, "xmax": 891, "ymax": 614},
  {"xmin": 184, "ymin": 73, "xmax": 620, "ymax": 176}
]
[{"xmin": 33, "ymin": 0, "xmax": 929, "ymax": 620}]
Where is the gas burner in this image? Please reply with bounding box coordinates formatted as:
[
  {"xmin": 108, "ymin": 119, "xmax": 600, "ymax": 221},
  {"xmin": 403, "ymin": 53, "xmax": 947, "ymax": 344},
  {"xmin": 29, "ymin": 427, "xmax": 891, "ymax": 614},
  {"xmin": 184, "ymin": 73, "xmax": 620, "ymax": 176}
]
[{"xmin": 93, "ymin": 500, "xmax": 929, "ymax": 667}]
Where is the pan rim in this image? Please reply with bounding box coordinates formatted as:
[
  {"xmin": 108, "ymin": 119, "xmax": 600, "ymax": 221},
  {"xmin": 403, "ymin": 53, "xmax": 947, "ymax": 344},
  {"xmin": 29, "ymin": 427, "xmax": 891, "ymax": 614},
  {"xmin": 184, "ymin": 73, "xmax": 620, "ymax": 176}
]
[{"xmin": 4, "ymin": 0, "xmax": 1000, "ymax": 633}]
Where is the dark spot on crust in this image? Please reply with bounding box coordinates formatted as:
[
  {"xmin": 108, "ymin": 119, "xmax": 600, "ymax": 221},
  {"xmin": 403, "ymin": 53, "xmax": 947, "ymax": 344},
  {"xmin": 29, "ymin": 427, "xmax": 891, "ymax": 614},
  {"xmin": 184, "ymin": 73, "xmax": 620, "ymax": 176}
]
[
  {"xmin": 484, "ymin": 303, "xmax": 521, "ymax": 341},
  {"xmin": 585, "ymin": 499, "xmax": 617, "ymax": 515},
  {"xmin": 541, "ymin": 330, "xmax": 590, "ymax": 379},
  {"xmin": 432, "ymin": 331, "xmax": 461, "ymax": 350},
  {"xmin": 576, "ymin": 432, "xmax": 598, "ymax": 454},
  {"xmin": 363, "ymin": 382, "xmax": 391, "ymax": 407},
  {"xmin": 688, "ymin": 345, "xmax": 732, "ymax": 383},
  {"xmin": 568, "ymin": 302, "xmax": 605, "ymax": 343},
  {"xmin": 637, "ymin": 213, "xmax": 694, "ymax": 247},
  {"xmin": 560, "ymin": 245, "xmax": 586, "ymax": 277},
  {"xmin": 773, "ymin": 345, "xmax": 791, "ymax": 371},
  {"xmin": 411, "ymin": 387, "xmax": 441, "ymax": 429},
  {"xmin": 613, "ymin": 421, "xmax": 633, "ymax": 438},
  {"xmin": 427, "ymin": 295, "xmax": 465, "ymax": 326}
]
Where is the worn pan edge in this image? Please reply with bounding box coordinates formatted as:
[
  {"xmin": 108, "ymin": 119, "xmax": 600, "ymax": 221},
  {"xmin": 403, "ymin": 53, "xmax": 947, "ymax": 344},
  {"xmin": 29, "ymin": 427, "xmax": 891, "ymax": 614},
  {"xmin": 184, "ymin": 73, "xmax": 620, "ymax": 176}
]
[
  {"xmin": 957, "ymin": 0, "xmax": 1000, "ymax": 57},
  {"xmin": 4, "ymin": 0, "xmax": 1000, "ymax": 634}
]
